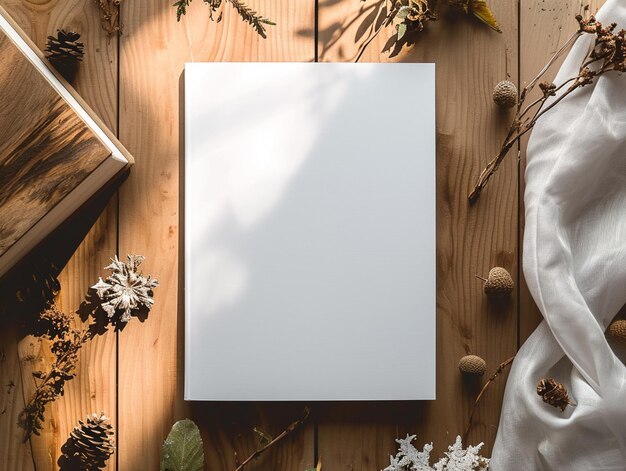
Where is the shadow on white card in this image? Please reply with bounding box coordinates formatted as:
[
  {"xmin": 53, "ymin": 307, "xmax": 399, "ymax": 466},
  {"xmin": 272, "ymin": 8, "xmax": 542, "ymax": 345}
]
[{"xmin": 184, "ymin": 63, "xmax": 435, "ymax": 401}]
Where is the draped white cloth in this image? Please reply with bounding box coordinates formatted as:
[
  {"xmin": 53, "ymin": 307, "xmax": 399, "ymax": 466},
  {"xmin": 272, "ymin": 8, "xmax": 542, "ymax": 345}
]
[{"xmin": 490, "ymin": 1, "xmax": 626, "ymax": 469}]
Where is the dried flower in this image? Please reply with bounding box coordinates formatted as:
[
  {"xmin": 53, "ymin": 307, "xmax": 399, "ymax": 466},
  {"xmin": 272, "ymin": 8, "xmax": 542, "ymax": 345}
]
[
  {"xmin": 95, "ymin": 0, "xmax": 123, "ymax": 38},
  {"xmin": 470, "ymin": 12, "xmax": 626, "ymax": 202},
  {"xmin": 537, "ymin": 378, "xmax": 573, "ymax": 411},
  {"xmin": 383, "ymin": 435, "xmax": 489, "ymax": 471},
  {"xmin": 19, "ymin": 303, "xmax": 91, "ymax": 440},
  {"xmin": 91, "ymin": 255, "xmax": 159, "ymax": 323}
]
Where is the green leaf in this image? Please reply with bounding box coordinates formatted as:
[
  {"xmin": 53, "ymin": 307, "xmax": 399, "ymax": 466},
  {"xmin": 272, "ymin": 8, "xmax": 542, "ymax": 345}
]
[
  {"xmin": 395, "ymin": 6, "xmax": 410, "ymax": 20},
  {"xmin": 468, "ymin": 0, "xmax": 502, "ymax": 33},
  {"xmin": 397, "ymin": 22, "xmax": 407, "ymax": 40},
  {"xmin": 161, "ymin": 419, "xmax": 205, "ymax": 471}
]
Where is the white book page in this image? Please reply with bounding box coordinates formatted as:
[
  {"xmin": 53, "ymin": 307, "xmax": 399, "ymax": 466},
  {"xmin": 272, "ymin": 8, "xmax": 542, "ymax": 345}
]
[{"xmin": 185, "ymin": 63, "xmax": 435, "ymax": 401}]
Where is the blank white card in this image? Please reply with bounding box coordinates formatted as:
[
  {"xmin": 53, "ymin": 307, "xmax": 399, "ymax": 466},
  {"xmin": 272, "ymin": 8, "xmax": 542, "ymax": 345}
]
[{"xmin": 184, "ymin": 63, "xmax": 435, "ymax": 401}]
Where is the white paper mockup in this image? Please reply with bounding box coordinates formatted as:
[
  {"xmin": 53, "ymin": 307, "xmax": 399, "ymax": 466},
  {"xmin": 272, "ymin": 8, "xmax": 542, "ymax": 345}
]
[{"xmin": 184, "ymin": 63, "xmax": 435, "ymax": 401}]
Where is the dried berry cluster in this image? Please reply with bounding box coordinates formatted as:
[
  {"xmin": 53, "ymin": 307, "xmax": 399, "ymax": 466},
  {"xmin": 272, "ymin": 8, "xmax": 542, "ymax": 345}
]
[{"xmin": 470, "ymin": 13, "xmax": 626, "ymax": 202}]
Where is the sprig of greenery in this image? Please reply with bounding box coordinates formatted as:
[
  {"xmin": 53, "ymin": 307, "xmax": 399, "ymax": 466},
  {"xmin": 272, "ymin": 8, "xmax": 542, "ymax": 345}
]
[
  {"xmin": 173, "ymin": 0, "xmax": 275, "ymax": 38},
  {"xmin": 229, "ymin": 0, "xmax": 276, "ymax": 38},
  {"xmin": 174, "ymin": 0, "xmax": 191, "ymax": 21}
]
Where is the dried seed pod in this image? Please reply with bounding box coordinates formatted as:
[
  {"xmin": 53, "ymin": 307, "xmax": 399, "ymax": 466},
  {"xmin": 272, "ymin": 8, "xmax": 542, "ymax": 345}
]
[
  {"xmin": 536, "ymin": 378, "xmax": 572, "ymax": 411},
  {"xmin": 59, "ymin": 413, "xmax": 115, "ymax": 470},
  {"xmin": 477, "ymin": 267, "xmax": 514, "ymax": 298},
  {"xmin": 458, "ymin": 355, "xmax": 487, "ymax": 376},
  {"xmin": 607, "ymin": 320, "xmax": 626, "ymax": 345},
  {"xmin": 493, "ymin": 80, "xmax": 517, "ymax": 108}
]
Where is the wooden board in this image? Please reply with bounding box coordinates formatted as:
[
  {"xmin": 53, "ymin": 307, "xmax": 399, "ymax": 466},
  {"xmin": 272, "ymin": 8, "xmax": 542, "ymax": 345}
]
[
  {"xmin": 0, "ymin": 23, "xmax": 111, "ymax": 257},
  {"xmin": 117, "ymin": 0, "xmax": 315, "ymax": 469},
  {"xmin": 316, "ymin": 0, "xmax": 519, "ymax": 465},
  {"xmin": 0, "ymin": 0, "xmax": 118, "ymax": 469},
  {"xmin": 0, "ymin": 0, "xmax": 614, "ymax": 469}
]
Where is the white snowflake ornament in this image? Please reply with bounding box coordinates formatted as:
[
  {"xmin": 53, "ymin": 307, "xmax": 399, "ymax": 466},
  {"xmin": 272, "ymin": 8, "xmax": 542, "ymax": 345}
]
[{"xmin": 91, "ymin": 255, "xmax": 159, "ymax": 323}]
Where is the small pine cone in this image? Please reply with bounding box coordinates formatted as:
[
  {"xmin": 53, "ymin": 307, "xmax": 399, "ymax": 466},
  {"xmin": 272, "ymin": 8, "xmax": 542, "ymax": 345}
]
[
  {"xmin": 493, "ymin": 80, "xmax": 517, "ymax": 108},
  {"xmin": 480, "ymin": 267, "xmax": 514, "ymax": 299},
  {"xmin": 45, "ymin": 30, "xmax": 84, "ymax": 83},
  {"xmin": 60, "ymin": 413, "xmax": 114, "ymax": 470},
  {"xmin": 608, "ymin": 320, "xmax": 626, "ymax": 345},
  {"xmin": 458, "ymin": 354, "xmax": 487, "ymax": 376},
  {"xmin": 536, "ymin": 378, "xmax": 571, "ymax": 411}
]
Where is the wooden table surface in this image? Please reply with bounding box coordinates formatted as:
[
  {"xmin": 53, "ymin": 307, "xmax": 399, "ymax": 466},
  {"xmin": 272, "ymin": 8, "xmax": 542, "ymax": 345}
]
[{"xmin": 0, "ymin": 0, "xmax": 604, "ymax": 469}]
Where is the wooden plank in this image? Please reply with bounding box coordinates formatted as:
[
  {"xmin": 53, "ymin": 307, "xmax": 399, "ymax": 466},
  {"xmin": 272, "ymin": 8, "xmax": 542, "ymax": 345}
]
[
  {"xmin": 117, "ymin": 1, "xmax": 315, "ymax": 469},
  {"xmin": 518, "ymin": 0, "xmax": 604, "ymax": 343},
  {"xmin": 317, "ymin": 0, "xmax": 519, "ymax": 466},
  {"xmin": 0, "ymin": 0, "xmax": 118, "ymax": 469}
]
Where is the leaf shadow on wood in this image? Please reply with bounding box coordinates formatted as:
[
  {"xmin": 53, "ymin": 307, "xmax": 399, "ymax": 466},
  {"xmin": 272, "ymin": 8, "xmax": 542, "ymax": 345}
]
[{"xmin": 297, "ymin": 0, "xmax": 388, "ymax": 61}]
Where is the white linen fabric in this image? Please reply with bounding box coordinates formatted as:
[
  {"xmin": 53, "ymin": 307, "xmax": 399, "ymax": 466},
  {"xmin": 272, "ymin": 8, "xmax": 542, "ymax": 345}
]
[{"xmin": 491, "ymin": 1, "xmax": 626, "ymax": 469}]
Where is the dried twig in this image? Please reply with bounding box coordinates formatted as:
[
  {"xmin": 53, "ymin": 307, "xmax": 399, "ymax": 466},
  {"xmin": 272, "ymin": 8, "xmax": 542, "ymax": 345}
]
[
  {"xmin": 463, "ymin": 356, "xmax": 514, "ymax": 442},
  {"xmin": 234, "ymin": 407, "xmax": 310, "ymax": 471},
  {"xmin": 95, "ymin": 0, "xmax": 123, "ymax": 38},
  {"xmin": 469, "ymin": 13, "xmax": 626, "ymax": 202}
]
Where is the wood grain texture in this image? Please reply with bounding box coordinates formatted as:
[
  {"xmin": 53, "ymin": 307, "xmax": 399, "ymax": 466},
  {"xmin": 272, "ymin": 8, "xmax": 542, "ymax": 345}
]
[
  {"xmin": 0, "ymin": 0, "xmax": 118, "ymax": 469},
  {"xmin": 518, "ymin": 0, "xmax": 604, "ymax": 343},
  {"xmin": 317, "ymin": 0, "xmax": 519, "ymax": 466},
  {"xmin": 117, "ymin": 1, "xmax": 315, "ymax": 470},
  {"xmin": 0, "ymin": 29, "xmax": 110, "ymax": 256},
  {"xmin": 3, "ymin": 1, "xmax": 616, "ymax": 469}
]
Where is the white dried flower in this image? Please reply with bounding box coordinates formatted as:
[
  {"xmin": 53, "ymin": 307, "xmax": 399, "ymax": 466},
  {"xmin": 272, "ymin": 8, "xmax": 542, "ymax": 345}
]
[
  {"xmin": 383, "ymin": 434, "xmax": 434, "ymax": 471},
  {"xmin": 433, "ymin": 436, "xmax": 489, "ymax": 471},
  {"xmin": 91, "ymin": 255, "xmax": 159, "ymax": 323},
  {"xmin": 383, "ymin": 435, "xmax": 488, "ymax": 471}
]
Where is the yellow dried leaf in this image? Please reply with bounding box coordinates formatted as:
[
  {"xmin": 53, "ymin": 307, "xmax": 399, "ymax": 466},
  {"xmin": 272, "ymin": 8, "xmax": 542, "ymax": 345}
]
[{"xmin": 468, "ymin": 0, "xmax": 502, "ymax": 33}]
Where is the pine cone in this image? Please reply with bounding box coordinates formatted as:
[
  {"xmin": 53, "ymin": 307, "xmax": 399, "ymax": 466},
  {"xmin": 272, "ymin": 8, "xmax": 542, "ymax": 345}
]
[
  {"xmin": 59, "ymin": 413, "xmax": 114, "ymax": 471},
  {"xmin": 536, "ymin": 378, "xmax": 571, "ymax": 411},
  {"xmin": 45, "ymin": 30, "xmax": 84, "ymax": 83}
]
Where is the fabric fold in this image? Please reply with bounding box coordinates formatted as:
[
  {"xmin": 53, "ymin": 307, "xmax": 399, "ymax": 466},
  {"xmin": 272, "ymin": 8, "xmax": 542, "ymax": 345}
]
[{"xmin": 491, "ymin": 0, "xmax": 626, "ymax": 468}]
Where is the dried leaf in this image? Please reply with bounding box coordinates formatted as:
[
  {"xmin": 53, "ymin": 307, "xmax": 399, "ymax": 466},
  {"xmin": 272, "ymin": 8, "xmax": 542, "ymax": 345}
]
[
  {"xmin": 253, "ymin": 426, "xmax": 273, "ymax": 446},
  {"xmin": 397, "ymin": 22, "xmax": 407, "ymax": 40},
  {"xmin": 161, "ymin": 419, "xmax": 205, "ymax": 471},
  {"xmin": 468, "ymin": 0, "xmax": 501, "ymax": 33}
]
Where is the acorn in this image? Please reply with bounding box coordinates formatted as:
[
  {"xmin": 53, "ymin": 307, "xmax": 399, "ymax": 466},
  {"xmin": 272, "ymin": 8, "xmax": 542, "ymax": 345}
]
[
  {"xmin": 607, "ymin": 320, "xmax": 626, "ymax": 345},
  {"xmin": 477, "ymin": 267, "xmax": 514, "ymax": 298},
  {"xmin": 493, "ymin": 80, "xmax": 517, "ymax": 108},
  {"xmin": 458, "ymin": 354, "xmax": 487, "ymax": 376}
]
